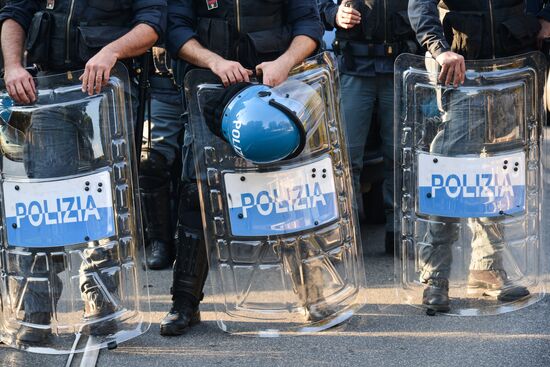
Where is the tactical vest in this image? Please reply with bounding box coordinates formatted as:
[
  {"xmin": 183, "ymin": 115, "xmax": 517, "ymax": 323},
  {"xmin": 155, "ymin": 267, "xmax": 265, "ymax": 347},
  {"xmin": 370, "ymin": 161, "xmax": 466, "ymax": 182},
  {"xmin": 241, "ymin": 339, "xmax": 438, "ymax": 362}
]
[
  {"xmin": 332, "ymin": 0, "xmax": 418, "ymax": 75},
  {"xmin": 438, "ymin": 0, "xmax": 541, "ymax": 58},
  {"xmin": 194, "ymin": 0, "xmax": 291, "ymax": 69},
  {"xmin": 25, "ymin": 0, "xmax": 133, "ymax": 71},
  {"xmin": 336, "ymin": 0, "xmax": 412, "ymax": 42}
]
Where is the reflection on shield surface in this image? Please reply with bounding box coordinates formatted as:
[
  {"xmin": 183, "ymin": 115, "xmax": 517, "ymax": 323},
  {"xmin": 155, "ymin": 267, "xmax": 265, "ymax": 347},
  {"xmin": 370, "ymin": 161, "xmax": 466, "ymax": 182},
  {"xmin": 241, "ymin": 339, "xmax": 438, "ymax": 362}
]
[
  {"xmin": 186, "ymin": 52, "xmax": 366, "ymax": 334},
  {"xmin": 394, "ymin": 52, "xmax": 546, "ymax": 316},
  {"xmin": 0, "ymin": 63, "xmax": 149, "ymax": 353}
]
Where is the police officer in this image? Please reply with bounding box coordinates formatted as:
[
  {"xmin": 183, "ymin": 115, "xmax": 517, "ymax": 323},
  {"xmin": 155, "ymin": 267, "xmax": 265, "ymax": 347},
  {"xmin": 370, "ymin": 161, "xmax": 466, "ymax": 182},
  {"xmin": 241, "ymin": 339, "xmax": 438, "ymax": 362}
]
[
  {"xmin": 140, "ymin": 46, "xmax": 183, "ymax": 270},
  {"xmin": 318, "ymin": 0, "xmax": 420, "ymax": 255},
  {"xmin": 160, "ymin": 0, "xmax": 323, "ymax": 336},
  {"xmin": 408, "ymin": 0, "xmax": 550, "ymax": 313},
  {"xmin": 0, "ymin": 0, "xmax": 166, "ymax": 343}
]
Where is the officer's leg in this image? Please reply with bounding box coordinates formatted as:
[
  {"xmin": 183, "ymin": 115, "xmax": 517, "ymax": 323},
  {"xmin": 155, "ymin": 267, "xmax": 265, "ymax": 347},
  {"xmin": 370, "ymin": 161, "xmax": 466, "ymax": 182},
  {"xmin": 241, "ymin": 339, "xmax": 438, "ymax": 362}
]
[
  {"xmin": 78, "ymin": 243, "xmax": 120, "ymax": 335},
  {"xmin": 281, "ymin": 238, "xmax": 333, "ymax": 322},
  {"xmin": 140, "ymin": 94, "xmax": 184, "ymax": 269},
  {"xmin": 160, "ymin": 133, "xmax": 208, "ymax": 336},
  {"xmin": 377, "ymin": 74, "xmax": 397, "ymax": 254},
  {"xmin": 419, "ymin": 109, "xmax": 461, "ymax": 312},
  {"xmin": 16, "ymin": 107, "xmax": 74, "ymax": 343},
  {"xmin": 340, "ymin": 74, "xmax": 377, "ymax": 199},
  {"xmin": 467, "ymin": 218, "xmax": 529, "ymax": 301},
  {"xmin": 419, "ymin": 219, "xmax": 458, "ymax": 312}
]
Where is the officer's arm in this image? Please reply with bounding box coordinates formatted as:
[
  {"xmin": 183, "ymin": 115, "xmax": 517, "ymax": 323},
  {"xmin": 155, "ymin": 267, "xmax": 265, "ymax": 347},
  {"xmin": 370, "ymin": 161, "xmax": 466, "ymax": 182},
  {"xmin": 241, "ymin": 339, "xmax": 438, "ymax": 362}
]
[
  {"xmin": 408, "ymin": 0, "xmax": 449, "ymax": 57},
  {"xmin": 80, "ymin": 23, "xmax": 160, "ymax": 96},
  {"xmin": 535, "ymin": 0, "xmax": 550, "ymax": 48},
  {"xmin": 1, "ymin": 20, "xmax": 36, "ymax": 104},
  {"xmin": 178, "ymin": 38, "xmax": 253, "ymax": 87},
  {"xmin": 167, "ymin": 0, "xmax": 251, "ymax": 86},
  {"xmin": 255, "ymin": 0, "xmax": 322, "ymax": 86},
  {"xmin": 0, "ymin": 1, "xmax": 41, "ymax": 104},
  {"xmin": 408, "ymin": 0, "xmax": 464, "ymax": 86},
  {"xmin": 319, "ymin": 0, "xmax": 361, "ymax": 30},
  {"xmin": 256, "ymin": 35, "xmax": 317, "ymax": 86},
  {"xmin": 317, "ymin": 0, "xmax": 339, "ymax": 30}
]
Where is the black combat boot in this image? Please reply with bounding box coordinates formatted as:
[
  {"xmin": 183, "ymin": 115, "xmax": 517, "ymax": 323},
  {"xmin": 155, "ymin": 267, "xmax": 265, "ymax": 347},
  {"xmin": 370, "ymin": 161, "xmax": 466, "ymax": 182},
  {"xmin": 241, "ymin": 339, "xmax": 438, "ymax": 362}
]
[
  {"xmin": 160, "ymin": 294, "xmax": 201, "ymax": 336},
  {"xmin": 140, "ymin": 149, "xmax": 174, "ymax": 270},
  {"xmin": 16, "ymin": 312, "xmax": 52, "ymax": 345},
  {"xmin": 468, "ymin": 269, "xmax": 530, "ymax": 302},
  {"xmin": 422, "ymin": 278, "xmax": 450, "ymax": 314},
  {"xmin": 160, "ymin": 182, "xmax": 208, "ymax": 336}
]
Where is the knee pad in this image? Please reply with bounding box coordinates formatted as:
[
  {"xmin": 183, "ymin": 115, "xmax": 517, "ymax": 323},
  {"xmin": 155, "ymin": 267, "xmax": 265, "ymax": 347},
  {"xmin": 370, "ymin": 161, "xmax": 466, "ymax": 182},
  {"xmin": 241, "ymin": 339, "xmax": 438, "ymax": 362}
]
[{"xmin": 140, "ymin": 148, "xmax": 171, "ymax": 189}]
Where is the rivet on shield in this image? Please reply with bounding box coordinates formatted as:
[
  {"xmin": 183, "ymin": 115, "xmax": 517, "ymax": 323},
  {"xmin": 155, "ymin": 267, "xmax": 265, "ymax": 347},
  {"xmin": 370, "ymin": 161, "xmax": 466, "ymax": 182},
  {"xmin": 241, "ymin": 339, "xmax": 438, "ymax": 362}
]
[
  {"xmin": 515, "ymin": 162, "xmax": 519, "ymax": 166},
  {"xmin": 503, "ymin": 165, "xmax": 507, "ymax": 170},
  {"xmin": 314, "ymin": 221, "xmax": 319, "ymax": 225},
  {"xmin": 98, "ymin": 182, "xmax": 103, "ymax": 187},
  {"xmin": 514, "ymin": 167, "xmax": 518, "ymax": 172},
  {"xmin": 499, "ymin": 211, "xmax": 504, "ymax": 215},
  {"xmin": 240, "ymin": 176, "xmax": 245, "ymax": 181},
  {"xmin": 312, "ymin": 174, "xmax": 316, "ymax": 178},
  {"xmin": 312, "ymin": 168, "xmax": 317, "ymax": 172},
  {"xmin": 427, "ymin": 193, "xmax": 432, "ymax": 198},
  {"xmin": 433, "ymin": 158, "xmax": 438, "ymax": 163},
  {"xmin": 322, "ymin": 174, "xmax": 326, "ymax": 178},
  {"xmin": 84, "ymin": 236, "xmax": 90, "ymax": 241},
  {"xmin": 12, "ymin": 223, "xmax": 17, "ymax": 229},
  {"xmin": 85, "ymin": 187, "xmax": 90, "ymax": 191},
  {"xmin": 85, "ymin": 181, "xmax": 90, "ymax": 186},
  {"xmin": 14, "ymin": 185, "xmax": 19, "ymax": 191},
  {"xmin": 238, "ymin": 213, "xmax": 244, "ymax": 219},
  {"xmin": 504, "ymin": 160, "xmax": 508, "ymax": 164},
  {"xmin": 98, "ymin": 188, "xmax": 102, "ymax": 193}
]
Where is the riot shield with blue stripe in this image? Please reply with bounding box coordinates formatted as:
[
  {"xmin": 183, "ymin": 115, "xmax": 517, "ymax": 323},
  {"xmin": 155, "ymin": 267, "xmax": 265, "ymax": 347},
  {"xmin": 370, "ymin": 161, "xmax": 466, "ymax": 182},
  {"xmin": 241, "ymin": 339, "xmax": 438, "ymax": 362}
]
[
  {"xmin": 0, "ymin": 63, "xmax": 149, "ymax": 353},
  {"xmin": 185, "ymin": 52, "xmax": 366, "ymax": 334},
  {"xmin": 395, "ymin": 52, "xmax": 546, "ymax": 316}
]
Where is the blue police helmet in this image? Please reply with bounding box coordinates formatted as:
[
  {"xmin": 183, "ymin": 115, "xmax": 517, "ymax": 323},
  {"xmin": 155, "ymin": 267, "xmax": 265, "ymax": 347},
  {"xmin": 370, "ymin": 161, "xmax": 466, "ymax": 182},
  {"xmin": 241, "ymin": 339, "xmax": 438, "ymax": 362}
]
[{"xmin": 218, "ymin": 84, "xmax": 308, "ymax": 164}]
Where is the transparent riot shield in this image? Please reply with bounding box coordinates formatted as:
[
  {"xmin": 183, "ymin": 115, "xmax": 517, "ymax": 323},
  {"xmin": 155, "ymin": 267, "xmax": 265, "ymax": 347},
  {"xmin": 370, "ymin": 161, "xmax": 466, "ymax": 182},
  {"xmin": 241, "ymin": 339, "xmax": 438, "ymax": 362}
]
[
  {"xmin": 186, "ymin": 52, "xmax": 365, "ymax": 334},
  {"xmin": 0, "ymin": 63, "xmax": 149, "ymax": 353},
  {"xmin": 395, "ymin": 52, "xmax": 546, "ymax": 315}
]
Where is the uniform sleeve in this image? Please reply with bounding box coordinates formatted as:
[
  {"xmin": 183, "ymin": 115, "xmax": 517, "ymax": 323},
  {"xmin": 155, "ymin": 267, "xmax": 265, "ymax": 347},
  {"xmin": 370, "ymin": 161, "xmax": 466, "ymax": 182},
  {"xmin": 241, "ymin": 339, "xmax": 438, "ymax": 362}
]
[
  {"xmin": 408, "ymin": 0, "xmax": 450, "ymax": 57},
  {"xmin": 0, "ymin": 0, "xmax": 41, "ymax": 31},
  {"xmin": 166, "ymin": 0, "xmax": 196, "ymax": 57},
  {"xmin": 536, "ymin": 1, "xmax": 550, "ymax": 22},
  {"xmin": 132, "ymin": 0, "xmax": 167, "ymax": 42},
  {"xmin": 287, "ymin": 0, "xmax": 324, "ymax": 46},
  {"xmin": 317, "ymin": 0, "xmax": 339, "ymax": 31}
]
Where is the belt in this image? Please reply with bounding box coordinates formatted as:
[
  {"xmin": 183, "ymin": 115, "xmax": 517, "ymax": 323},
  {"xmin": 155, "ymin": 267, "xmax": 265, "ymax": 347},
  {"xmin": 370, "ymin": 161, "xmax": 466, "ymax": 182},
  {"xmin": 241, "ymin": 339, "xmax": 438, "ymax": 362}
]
[
  {"xmin": 149, "ymin": 75, "xmax": 177, "ymax": 90},
  {"xmin": 334, "ymin": 40, "xmax": 401, "ymax": 58}
]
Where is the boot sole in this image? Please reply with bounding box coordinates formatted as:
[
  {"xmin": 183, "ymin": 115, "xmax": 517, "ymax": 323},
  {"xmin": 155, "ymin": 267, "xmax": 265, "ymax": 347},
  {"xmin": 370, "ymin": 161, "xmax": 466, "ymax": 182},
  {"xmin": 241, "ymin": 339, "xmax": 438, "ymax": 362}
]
[
  {"xmin": 424, "ymin": 304, "xmax": 450, "ymax": 314},
  {"xmin": 160, "ymin": 314, "xmax": 201, "ymax": 336},
  {"xmin": 467, "ymin": 286, "xmax": 531, "ymax": 301}
]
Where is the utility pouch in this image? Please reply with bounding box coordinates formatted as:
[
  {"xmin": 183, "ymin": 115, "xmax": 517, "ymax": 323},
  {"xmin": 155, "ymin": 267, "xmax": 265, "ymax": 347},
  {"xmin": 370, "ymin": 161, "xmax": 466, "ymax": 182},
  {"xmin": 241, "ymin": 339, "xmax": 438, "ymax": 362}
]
[
  {"xmin": 498, "ymin": 16, "xmax": 541, "ymax": 55},
  {"xmin": 196, "ymin": 17, "xmax": 231, "ymax": 60},
  {"xmin": 77, "ymin": 25, "xmax": 130, "ymax": 64},
  {"xmin": 25, "ymin": 11, "xmax": 52, "ymax": 66},
  {"xmin": 242, "ymin": 26, "xmax": 292, "ymax": 67}
]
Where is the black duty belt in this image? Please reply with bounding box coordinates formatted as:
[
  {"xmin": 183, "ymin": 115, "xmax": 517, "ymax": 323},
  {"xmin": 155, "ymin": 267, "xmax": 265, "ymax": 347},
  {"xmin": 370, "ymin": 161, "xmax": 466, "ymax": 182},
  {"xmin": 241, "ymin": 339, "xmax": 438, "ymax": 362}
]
[
  {"xmin": 333, "ymin": 40, "xmax": 401, "ymax": 58},
  {"xmin": 149, "ymin": 74, "xmax": 177, "ymax": 90}
]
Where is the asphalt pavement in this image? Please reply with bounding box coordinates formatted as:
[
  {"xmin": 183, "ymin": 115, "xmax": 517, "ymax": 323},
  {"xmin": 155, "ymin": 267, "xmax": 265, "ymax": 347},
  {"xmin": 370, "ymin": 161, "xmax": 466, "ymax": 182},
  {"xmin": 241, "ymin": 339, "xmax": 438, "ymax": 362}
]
[{"xmin": 0, "ymin": 222, "xmax": 549, "ymax": 367}]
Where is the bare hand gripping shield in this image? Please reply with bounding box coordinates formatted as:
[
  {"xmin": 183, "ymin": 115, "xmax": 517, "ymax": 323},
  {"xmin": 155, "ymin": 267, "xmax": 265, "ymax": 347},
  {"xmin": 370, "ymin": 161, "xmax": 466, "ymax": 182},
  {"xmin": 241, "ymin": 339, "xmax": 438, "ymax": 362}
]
[
  {"xmin": 185, "ymin": 52, "xmax": 366, "ymax": 334},
  {"xmin": 394, "ymin": 52, "xmax": 546, "ymax": 315},
  {"xmin": 0, "ymin": 63, "xmax": 149, "ymax": 353}
]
